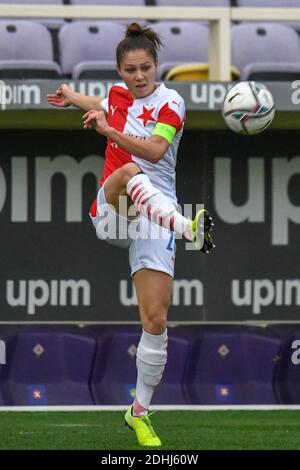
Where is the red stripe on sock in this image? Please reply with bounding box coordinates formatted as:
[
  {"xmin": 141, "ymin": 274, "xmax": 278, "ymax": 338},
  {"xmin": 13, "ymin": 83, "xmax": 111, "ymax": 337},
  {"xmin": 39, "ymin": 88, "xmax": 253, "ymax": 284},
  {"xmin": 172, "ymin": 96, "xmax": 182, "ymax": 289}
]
[
  {"xmin": 169, "ymin": 215, "xmax": 175, "ymax": 232},
  {"xmin": 135, "ymin": 189, "xmax": 149, "ymax": 206},
  {"xmin": 132, "ymin": 187, "xmax": 144, "ymax": 203},
  {"xmin": 133, "ymin": 398, "xmax": 148, "ymax": 417},
  {"xmin": 146, "ymin": 205, "xmax": 152, "ymax": 216},
  {"xmin": 153, "ymin": 208, "xmax": 160, "ymax": 224},
  {"xmin": 140, "ymin": 195, "xmax": 150, "ymax": 206},
  {"xmin": 129, "ymin": 182, "xmax": 142, "ymax": 199}
]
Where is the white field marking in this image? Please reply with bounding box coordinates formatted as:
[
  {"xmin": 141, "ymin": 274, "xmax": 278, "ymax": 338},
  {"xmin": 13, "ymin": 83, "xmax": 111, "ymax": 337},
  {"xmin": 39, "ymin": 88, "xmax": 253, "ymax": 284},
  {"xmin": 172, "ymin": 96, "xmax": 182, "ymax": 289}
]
[
  {"xmin": 18, "ymin": 424, "xmax": 104, "ymax": 435},
  {"xmin": 47, "ymin": 424, "xmax": 102, "ymax": 427},
  {"xmin": 2, "ymin": 405, "xmax": 300, "ymax": 412}
]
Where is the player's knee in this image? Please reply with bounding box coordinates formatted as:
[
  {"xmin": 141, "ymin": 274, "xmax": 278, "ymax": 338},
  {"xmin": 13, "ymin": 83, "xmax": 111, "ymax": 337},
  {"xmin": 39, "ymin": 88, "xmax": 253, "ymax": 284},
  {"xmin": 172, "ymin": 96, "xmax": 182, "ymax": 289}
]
[
  {"xmin": 119, "ymin": 163, "xmax": 141, "ymax": 186},
  {"xmin": 142, "ymin": 304, "xmax": 168, "ymax": 334},
  {"xmin": 143, "ymin": 316, "xmax": 167, "ymax": 335}
]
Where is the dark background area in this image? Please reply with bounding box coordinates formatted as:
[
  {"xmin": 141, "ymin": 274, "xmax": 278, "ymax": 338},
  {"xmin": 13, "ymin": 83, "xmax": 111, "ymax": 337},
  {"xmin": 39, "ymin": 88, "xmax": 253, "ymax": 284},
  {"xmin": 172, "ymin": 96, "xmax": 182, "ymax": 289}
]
[{"xmin": 0, "ymin": 129, "xmax": 299, "ymax": 322}]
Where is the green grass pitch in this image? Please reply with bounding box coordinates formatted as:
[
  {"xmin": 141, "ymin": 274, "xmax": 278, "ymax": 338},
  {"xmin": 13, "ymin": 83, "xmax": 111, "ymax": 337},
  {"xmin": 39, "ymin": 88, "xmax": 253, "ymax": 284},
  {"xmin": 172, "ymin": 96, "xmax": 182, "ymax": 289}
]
[{"xmin": 1, "ymin": 410, "xmax": 300, "ymax": 450}]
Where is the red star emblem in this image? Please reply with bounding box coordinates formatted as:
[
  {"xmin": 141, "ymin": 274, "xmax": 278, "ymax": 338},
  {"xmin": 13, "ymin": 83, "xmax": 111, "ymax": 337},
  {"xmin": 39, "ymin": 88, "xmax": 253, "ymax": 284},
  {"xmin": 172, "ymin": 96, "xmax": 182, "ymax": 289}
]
[{"xmin": 137, "ymin": 106, "xmax": 155, "ymax": 126}]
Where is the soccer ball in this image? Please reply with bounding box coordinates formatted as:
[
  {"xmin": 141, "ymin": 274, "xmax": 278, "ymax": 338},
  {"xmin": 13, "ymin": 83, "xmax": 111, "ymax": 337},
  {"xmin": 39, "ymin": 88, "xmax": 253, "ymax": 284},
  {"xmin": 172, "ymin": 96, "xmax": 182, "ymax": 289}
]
[{"xmin": 222, "ymin": 81, "xmax": 275, "ymax": 135}]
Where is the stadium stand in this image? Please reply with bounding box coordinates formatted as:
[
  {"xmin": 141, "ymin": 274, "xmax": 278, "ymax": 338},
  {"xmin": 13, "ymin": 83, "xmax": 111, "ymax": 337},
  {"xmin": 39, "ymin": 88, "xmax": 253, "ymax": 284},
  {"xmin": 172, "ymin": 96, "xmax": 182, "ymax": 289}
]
[
  {"xmin": 183, "ymin": 326, "xmax": 283, "ymax": 404},
  {"xmin": 237, "ymin": 0, "xmax": 300, "ymax": 7},
  {"xmin": 0, "ymin": 0, "xmax": 65, "ymax": 29},
  {"xmin": 155, "ymin": 0, "xmax": 230, "ymax": 6},
  {"xmin": 275, "ymin": 328, "xmax": 300, "ymax": 404},
  {"xmin": 0, "ymin": 0, "xmax": 300, "ymax": 80},
  {"xmin": 236, "ymin": 0, "xmax": 300, "ymax": 32},
  {"xmin": 58, "ymin": 20, "xmax": 124, "ymax": 78},
  {"xmin": 68, "ymin": 0, "xmax": 149, "ymax": 29},
  {"xmin": 70, "ymin": 0, "xmax": 145, "ymax": 4},
  {"xmin": 0, "ymin": 20, "xmax": 61, "ymax": 78},
  {"xmin": 231, "ymin": 23, "xmax": 300, "ymax": 81},
  {"xmin": 0, "ymin": 328, "xmax": 97, "ymax": 405},
  {"xmin": 0, "ymin": 329, "xmax": 11, "ymax": 406},
  {"xmin": 154, "ymin": 21, "xmax": 209, "ymax": 80},
  {"xmin": 243, "ymin": 329, "xmax": 286, "ymax": 404},
  {"xmin": 0, "ymin": 325, "xmax": 299, "ymax": 405}
]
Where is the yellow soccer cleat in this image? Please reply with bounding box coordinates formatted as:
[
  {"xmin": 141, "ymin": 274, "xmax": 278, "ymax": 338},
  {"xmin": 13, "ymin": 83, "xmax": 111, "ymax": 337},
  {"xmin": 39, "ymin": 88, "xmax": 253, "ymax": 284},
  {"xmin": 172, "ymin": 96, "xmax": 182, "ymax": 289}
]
[
  {"xmin": 190, "ymin": 208, "xmax": 215, "ymax": 253},
  {"xmin": 124, "ymin": 406, "xmax": 162, "ymax": 447}
]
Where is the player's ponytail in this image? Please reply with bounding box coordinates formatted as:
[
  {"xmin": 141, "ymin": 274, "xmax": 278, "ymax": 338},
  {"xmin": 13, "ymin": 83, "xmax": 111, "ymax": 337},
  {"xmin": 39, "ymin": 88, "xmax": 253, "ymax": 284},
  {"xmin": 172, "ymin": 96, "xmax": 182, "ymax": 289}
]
[{"xmin": 116, "ymin": 23, "xmax": 163, "ymax": 66}]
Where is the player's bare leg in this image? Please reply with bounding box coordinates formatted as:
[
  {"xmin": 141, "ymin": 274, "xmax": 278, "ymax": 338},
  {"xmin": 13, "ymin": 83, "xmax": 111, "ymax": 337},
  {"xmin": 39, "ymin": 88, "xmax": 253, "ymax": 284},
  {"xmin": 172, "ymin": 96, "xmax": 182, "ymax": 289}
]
[{"xmin": 124, "ymin": 269, "xmax": 171, "ymax": 446}]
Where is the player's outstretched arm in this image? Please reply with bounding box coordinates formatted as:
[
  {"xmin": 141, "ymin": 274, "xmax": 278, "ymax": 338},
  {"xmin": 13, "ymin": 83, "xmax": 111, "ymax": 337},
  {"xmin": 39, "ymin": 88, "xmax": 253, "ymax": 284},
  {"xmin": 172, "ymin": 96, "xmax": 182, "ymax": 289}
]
[{"xmin": 47, "ymin": 83, "xmax": 105, "ymax": 112}]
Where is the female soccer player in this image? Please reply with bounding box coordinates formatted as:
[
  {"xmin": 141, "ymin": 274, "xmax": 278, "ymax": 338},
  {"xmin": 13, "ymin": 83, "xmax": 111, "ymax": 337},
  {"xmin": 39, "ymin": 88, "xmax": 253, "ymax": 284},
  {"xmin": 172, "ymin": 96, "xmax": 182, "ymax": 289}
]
[{"xmin": 48, "ymin": 22, "xmax": 214, "ymax": 447}]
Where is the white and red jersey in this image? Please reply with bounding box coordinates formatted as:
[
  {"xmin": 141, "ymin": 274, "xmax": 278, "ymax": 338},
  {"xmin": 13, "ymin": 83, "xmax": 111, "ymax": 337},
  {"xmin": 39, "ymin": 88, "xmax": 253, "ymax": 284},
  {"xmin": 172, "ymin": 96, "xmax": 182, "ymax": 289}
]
[{"xmin": 100, "ymin": 82, "xmax": 185, "ymax": 203}]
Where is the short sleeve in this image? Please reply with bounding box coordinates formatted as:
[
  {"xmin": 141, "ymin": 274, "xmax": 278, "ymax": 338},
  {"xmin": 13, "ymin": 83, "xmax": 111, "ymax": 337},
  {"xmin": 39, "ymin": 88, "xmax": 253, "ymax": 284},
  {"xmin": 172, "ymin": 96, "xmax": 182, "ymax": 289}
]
[
  {"xmin": 157, "ymin": 96, "xmax": 185, "ymax": 133},
  {"xmin": 100, "ymin": 97, "xmax": 108, "ymax": 113}
]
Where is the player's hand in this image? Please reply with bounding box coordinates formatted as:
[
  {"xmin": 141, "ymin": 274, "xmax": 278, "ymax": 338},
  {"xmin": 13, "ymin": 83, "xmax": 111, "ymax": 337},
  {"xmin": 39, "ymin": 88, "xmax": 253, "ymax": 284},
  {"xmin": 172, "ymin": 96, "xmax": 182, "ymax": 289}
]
[
  {"xmin": 47, "ymin": 83, "xmax": 73, "ymax": 108},
  {"xmin": 82, "ymin": 110, "xmax": 111, "ymax": 136}
]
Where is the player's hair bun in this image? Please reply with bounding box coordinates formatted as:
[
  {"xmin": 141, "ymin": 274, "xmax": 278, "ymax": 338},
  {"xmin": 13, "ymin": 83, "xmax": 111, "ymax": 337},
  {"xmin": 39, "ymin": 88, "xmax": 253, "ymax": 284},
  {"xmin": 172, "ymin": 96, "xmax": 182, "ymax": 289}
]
[{"xmin": 125, "ymin": 22, "xmax": 162, "ymax": 50}]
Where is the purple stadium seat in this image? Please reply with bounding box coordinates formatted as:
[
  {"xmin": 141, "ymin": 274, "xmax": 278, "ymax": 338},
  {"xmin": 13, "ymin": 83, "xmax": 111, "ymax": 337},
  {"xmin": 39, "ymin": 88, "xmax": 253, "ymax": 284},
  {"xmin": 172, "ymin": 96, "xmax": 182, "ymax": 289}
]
[
  {"xmin": 0, "ymin": 20, "xmax": 61, "ymax": 78},
  {"xmin": 156, "ymin": 0, "xmax": 230, "ymax": 5},
  {"xmin": 69, "ymin": 0, "xmax": 147, "ymax": 28},
  {"xmin": 0, "ymin": 0, "xmax": 65, "ymax": 29},
  {"xmin": 184, "ymin": 327, "xmax": 282, "ymax": 404},
  {"xmin": 59, "ymin": 21, "xmax": 124, "ymax": 78},
  {"xmin": 90, "ymin": 327, "xmax": 197, "ymax": 405},
  {"xmin": 154, "ymin": 21, "xmax": 209, "ymax": 80},
  {"xmin": 91, "ymin": 328, "xmax": 146, "ymax": 405},
  {"xmin": 184, "ymin": 327, "xmax": 250, "ymax": 404},
  {"xmin": 70, "ymin": 0, "xmax": 145, "ymax": 4},
  {"xmin": 0, "ymin": 327, "xmax": 96, "ymax": 405},
  {"xmin": 237, "ymin": 1, "xmax": 300, "ymax": 33},
  {"xmin": 237, "ymin": 0, "xmax": 300, "ymax": 7},
  {"xmin": 152, "ymin": 328, "xmax": 201, "ymax": 405},
  {"xmin": 69, "ymin": 0, "xmax": 146, "ymax": 25},
  {"xmin": 243, "ymin": 329, "xmax": 285, "ymax": 404},
  {"xmin": 275, "ymin": 328, "xmax": 300, "ymax": 404},
  {"xmin": 0, "ymin": 328, "xmax": 15, "ymax": 405},
  {"xmin": 231, "ymin": 23, "xmax": 300, "ymax": 81}
]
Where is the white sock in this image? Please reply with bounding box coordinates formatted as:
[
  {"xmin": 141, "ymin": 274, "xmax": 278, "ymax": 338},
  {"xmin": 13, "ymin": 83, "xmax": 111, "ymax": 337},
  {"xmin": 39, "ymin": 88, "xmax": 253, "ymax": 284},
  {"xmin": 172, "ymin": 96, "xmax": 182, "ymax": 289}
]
[
  {"xmin": 133, "ymin": 329, "xmax": 168, "ymax": 416},
  {"xmin": 127, "ymin": 173, "xmax": 193, "ymax": 240}
]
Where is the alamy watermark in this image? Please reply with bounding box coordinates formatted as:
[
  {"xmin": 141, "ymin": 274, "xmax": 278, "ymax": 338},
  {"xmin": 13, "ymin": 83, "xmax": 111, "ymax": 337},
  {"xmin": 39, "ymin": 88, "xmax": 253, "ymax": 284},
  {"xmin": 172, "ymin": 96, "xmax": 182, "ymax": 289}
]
[
  {"xmin": 0, "ymin": 340, "xmax": 6, "ymax": 365},
  {"xmin": 291, "ymin": 81, "xmax": 300, "ymax": 105},
  {"xmin": 93, "ymin": 196, "xmax": 205, "ymax": 251},
  {"xmin": 0, "ymin": 80, "xmax": 6, "ymax": 110},
  {"xmin": 291, "ymin": 340, "xmax": 300, "ymax": 365}
]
